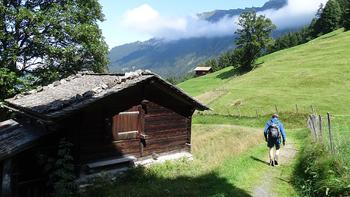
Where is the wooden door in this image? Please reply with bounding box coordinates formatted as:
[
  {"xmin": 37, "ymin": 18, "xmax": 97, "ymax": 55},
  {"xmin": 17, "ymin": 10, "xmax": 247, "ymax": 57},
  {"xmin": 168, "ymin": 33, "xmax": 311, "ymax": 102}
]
[
  {"xmin": 112, "ymin": 106, "xmax": 143, "ymax": 141},
  {"xmin": 112, "ymin": 105, "xmax": 144, "ymax": 156}
]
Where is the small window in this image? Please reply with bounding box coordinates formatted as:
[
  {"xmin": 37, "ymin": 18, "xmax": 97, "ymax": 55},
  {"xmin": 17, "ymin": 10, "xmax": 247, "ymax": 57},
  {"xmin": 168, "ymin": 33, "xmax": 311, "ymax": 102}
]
[{"xmin": 112, "ymin": 106, "xmax": 141, "ymax": 140}]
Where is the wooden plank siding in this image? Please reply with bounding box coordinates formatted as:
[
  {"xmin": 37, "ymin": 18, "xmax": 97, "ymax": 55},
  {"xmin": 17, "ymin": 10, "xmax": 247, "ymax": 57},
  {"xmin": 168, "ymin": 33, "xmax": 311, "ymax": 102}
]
[
  {"xmin": 78, "ymin": 100, "xmax": 191, "ymax": 163},
  {"xmin": 143, "ymin": 101, "xmax": 191, "ymax": 155}
]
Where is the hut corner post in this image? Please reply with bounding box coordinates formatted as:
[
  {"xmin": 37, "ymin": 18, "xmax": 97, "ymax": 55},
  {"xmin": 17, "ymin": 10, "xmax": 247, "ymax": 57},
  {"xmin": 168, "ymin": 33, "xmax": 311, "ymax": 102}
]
[{"xmin": 1, "ymin": 159, "xmax": 12, "ymax": 197}]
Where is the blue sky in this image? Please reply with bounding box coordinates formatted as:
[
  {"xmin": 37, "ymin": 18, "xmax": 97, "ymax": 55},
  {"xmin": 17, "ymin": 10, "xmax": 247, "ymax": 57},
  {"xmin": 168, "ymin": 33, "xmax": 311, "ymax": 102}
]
[
  {"xmin": 98, "ymin": 0, "xmax": 267, "ymax": 48},
  {"xmin": 98, "ymin": 0, "xmax": 327, "ymax": 49}
]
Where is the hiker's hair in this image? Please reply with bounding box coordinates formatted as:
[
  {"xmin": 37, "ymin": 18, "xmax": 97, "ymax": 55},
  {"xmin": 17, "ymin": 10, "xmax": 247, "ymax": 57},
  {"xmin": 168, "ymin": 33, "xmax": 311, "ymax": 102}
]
[{"xmin": 272, "ymin": 114, "xmax": 279, "ymax": 118}]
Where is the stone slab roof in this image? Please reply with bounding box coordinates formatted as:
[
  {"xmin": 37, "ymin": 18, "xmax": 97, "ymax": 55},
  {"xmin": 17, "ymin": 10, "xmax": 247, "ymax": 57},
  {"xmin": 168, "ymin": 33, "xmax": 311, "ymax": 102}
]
[
  {"xmin": 0, "ymin": 119, "xmax": 47, "ymax": 161},
  {"xmin": 4, "ymin": 70, "xmax": 208, "ymax": 119}
]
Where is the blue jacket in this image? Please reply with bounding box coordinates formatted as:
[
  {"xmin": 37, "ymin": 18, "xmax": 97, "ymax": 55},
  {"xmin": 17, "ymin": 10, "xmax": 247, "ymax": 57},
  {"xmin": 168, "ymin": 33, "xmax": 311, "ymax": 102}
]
[{"xmin": 264, "ymin": 118, "xmax": 286, "ymax": 142}]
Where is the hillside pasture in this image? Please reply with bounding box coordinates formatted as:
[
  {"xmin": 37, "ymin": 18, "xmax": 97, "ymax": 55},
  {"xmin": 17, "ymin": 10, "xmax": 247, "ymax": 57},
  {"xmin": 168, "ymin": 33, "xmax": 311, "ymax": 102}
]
[{"xmin": 178, "ymin": 29, "xmax": 350, "ymax": 116}]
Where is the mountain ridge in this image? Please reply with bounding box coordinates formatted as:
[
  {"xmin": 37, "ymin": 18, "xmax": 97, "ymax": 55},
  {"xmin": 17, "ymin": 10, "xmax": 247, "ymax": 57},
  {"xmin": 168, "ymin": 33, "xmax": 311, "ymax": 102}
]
[
  {"xmin": 197, "ymin": 0, "xmax": 287, "ymax": 22},
  {"xmin": 108, "ymin": 0, "xmax": 292, "ymax": 77}
]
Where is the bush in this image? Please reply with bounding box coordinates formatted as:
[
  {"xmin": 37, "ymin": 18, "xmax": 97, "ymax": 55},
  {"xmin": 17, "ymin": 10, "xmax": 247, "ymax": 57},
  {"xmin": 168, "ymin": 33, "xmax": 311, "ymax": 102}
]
[
  {"xmin": 52, "ymin": 138, "xmax": 77, "ymax": 197},
  {"xmin": 293, "ymin": 139, "xmax": 350, "ymax": 196}
]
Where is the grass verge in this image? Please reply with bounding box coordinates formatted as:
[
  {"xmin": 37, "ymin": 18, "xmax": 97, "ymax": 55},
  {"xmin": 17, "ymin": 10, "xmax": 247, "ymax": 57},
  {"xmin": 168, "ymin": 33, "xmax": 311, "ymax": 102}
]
[
  {"xmin": 292, "ymin": 116, "xmax": 350, "ymax": 197},
  {"xmin": 193, "ymin": 112, "xmax": 308, "ymax": 129},
  {"xmin": 292, "ymin": 139, "xmax": 350, "ymax": 196}
]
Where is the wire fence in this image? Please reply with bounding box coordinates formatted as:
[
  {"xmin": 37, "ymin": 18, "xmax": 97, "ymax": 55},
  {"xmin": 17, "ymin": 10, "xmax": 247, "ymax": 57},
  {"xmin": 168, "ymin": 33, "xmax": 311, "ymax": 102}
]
[
  {"xmin": 199, "ymin": 103, "xmax": 323, "ymax": 118},
  {"xmin": 307, "ymin": 112, "xmax": 350, "ymax": 156}
]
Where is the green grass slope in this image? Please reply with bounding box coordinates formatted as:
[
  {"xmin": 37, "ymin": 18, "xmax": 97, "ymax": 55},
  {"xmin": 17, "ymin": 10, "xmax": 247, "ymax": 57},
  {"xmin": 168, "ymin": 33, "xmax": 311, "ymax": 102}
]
[{"xmin": 178, "ymin": 29, "xmax": 350, "ymax": 116}]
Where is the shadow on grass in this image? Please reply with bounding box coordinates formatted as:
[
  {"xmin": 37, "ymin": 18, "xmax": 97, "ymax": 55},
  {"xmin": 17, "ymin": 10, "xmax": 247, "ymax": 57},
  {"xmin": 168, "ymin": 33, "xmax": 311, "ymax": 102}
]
[
  {"xmin": 215, "ymin": 62, "xmax": 264, "ymax": 80},
  {"xmin": 81, "ymin": 167, "xmax": 252, "ymax": 197},
  {"xmin": 250, "ymin": 156, "xmax": 269, "ymax": 165},
  {"xmin": 216, "ymin": 67, "xmax": 237, "ymax": 79},
  {"xmin": 320, "ymin": 33, "xmax": 337, "ymax": 39},
  {"xmin": 276, "ymin": 177, "xmax": 291, "ymax": 184}
]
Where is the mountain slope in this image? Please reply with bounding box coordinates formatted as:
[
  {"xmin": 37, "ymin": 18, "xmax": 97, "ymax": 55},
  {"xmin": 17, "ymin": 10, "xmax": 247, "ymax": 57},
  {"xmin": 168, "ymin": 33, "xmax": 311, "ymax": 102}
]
[
  {"xmin": 108, "ymin": 36, "xmax": 235, "ymax": 77},
  {"xmin": 178, "ymin": 29, "xmax": 350, "ymax": 115},
  {"xmin": 108, "ymin": 0, "xmax": 288, "ymax": 77}
]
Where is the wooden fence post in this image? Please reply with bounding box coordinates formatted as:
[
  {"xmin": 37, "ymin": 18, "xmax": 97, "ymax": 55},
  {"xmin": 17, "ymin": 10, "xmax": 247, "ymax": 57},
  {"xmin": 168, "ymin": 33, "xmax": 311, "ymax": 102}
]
[
  {"xmin": 327, "ymin": 112, "xmax": 335, "ymax": 154},
  {"xmin": 318, "ymin": 115, "xmax": 323, "ymax": 141},
  {"xmin": 310, "ymin": 115, "xmax": 318, "ymax": 141},
  {"xmin": 255, "ymin": 109, "xmax": 259, "ymax": 118},
  {"xmin": 275, "ymin": 105, "xmax": 278, "ymax": 114},
  {"xmin": 311, "ymin": 105, "xmax": 315, "ymax": 114},
  {"xmin": 295, "ymin": 104, "xmax": 299, "ymax": 114}
]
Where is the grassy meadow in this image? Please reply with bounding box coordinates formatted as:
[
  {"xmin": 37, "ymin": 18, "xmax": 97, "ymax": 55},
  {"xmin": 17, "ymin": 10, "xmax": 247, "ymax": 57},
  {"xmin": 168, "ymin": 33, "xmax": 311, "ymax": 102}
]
[{"xmin": 179, "ymin": 29, "xmax": 350, "ymax": 116}]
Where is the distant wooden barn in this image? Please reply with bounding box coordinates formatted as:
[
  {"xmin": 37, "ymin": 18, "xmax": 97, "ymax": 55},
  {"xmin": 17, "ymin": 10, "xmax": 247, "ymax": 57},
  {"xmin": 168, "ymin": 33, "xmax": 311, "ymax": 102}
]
[
  {"xmin": 194, "ymin": 67, "xmax": 212, "ymax": 76},
  {"xmin": 0, "ymin": 70, "xmax": 208, "ymax": 196}
]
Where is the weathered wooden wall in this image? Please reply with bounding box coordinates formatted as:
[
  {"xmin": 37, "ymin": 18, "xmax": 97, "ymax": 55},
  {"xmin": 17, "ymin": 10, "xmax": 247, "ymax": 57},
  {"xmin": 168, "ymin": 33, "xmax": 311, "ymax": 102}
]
[
  {"xmin": 142, "ymin": 101, "xmax": 191, "ymax": 156},
  {"xmin": 0, "ymin": 161, "xmax": 2, "ymax": 195},
  {"xmin": 78, "ymin": 100, "xmax": 191, "ymax": 163}
]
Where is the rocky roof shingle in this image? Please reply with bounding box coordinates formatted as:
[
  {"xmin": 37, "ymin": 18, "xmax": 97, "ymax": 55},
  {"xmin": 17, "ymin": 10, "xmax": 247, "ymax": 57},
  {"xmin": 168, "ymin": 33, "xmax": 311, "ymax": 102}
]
[
  {"xmin": 4, "ymin": 70, "xmax": 208, "ymax": 119},
  {"xmin": 0, "ymin": 119, "xmax": 47, "ymax": 161}
]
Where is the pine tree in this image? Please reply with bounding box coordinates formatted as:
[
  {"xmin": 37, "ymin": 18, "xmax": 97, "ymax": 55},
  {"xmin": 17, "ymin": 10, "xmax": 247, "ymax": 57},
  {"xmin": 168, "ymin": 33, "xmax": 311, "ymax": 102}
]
[
  {"xmin": 319, "ymin": 0, "xmax": 342, "ymax": 34},
  {"xmin": 343, "ymin": 0, "xmax": 350, "ymax": 30},
  {"xmin": 336, "ymin": 0, "xmax": 348, "ymax": 22}
]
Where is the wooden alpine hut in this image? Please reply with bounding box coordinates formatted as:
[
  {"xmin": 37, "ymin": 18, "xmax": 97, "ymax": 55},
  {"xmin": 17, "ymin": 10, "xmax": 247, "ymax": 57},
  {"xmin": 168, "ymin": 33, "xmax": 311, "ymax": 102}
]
[
  {"xmin": 0, "ymin": 70, "xmax": 208, "ymax": 196},
  {"xmin": 194, "ymin": 67, "xmax": 212, "ymax": 76}
]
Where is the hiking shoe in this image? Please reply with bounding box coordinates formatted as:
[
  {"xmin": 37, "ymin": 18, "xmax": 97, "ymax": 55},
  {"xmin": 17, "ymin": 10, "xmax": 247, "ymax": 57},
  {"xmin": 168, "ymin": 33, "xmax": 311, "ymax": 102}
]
[
  {"xmin": 270, "ymin": 160, "xmax": 274, "ymax": 166},
  {"xmin": 274, "ymin": 160, "xmax": 279, "ymax": 166}
]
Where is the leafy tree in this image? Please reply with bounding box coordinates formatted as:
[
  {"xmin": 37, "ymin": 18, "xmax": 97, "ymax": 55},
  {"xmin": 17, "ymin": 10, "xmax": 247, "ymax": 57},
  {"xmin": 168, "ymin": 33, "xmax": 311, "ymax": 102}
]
[
  {"xmin": 0, "ymin": 68, "xmax": 20, "ymax": 100},
  {"xmin": 199, "ymin": 48, "xmax": 240, "ymax": 74},
  {"xmin": 235, "ymin": 11, "xmax": 276, "ymax": 71},
  {"xmin": 217, "ymin": 51, "xmax": 236, "ymax": 69},
  {"xmin": 204, "ymin": 59, "xmax": 219, "ymax": 71},
  {"xmin": 0, "ymin": 0, "xmax": 108, "ymax": 97}
]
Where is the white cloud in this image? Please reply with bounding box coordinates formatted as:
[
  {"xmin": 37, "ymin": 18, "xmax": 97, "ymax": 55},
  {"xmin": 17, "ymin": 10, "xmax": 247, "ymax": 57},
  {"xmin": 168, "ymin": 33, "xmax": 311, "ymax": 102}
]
[
  {"xmin": 120, "ymin": 4, "xmax": 237, "ymax": 40},
  {"xmin": 120, "ymin": 0, "xmax": 328, "ymax": 41},
  {"xmin": 260, "ymin": 0, "xmax": 328, "ymax": 29},
  {"xmin": 121, "ymin": 4, "xmax": 187, "ymax": 38}
]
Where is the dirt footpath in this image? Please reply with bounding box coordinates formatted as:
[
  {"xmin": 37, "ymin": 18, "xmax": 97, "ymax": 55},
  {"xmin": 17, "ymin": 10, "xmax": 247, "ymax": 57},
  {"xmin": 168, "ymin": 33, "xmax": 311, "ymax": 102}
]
[{"xmin": 253, "ymin": 141, "xmax": 297, "ymax": 197}]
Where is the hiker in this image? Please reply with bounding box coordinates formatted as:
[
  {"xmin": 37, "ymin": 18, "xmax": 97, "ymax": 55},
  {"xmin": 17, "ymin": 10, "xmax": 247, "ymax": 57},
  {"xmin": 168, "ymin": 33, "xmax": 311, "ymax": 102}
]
[{"xmin": 264, "ymin": 114, "xmax": 286, "ymax": 166}]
